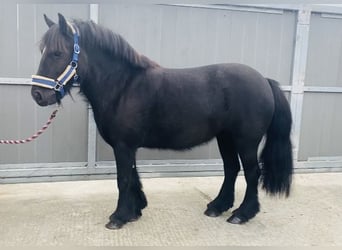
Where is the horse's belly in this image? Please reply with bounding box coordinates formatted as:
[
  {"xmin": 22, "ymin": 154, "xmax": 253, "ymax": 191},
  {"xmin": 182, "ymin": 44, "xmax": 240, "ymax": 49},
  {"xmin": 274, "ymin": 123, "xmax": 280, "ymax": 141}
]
[{"xmin": 143, "ymin": 121, "xmax": 219, "ymax": 150}]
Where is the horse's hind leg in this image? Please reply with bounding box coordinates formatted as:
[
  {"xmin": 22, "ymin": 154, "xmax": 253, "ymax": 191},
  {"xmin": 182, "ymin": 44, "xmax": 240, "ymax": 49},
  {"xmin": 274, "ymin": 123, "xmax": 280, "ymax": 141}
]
[
  {"xmin": 228, "ymin": 141, "xmax": 260, "ymax": 224},
  {"xmin": 205, "ymin": 133, "xmax": 240, "ymax": 217}
]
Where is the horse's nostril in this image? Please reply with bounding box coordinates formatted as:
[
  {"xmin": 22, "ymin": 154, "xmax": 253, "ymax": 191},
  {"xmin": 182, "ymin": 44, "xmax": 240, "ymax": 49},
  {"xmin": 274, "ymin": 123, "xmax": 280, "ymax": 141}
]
[{"xmin": 33, "ymin": 91, "xmax": 43, "ymax": 102}]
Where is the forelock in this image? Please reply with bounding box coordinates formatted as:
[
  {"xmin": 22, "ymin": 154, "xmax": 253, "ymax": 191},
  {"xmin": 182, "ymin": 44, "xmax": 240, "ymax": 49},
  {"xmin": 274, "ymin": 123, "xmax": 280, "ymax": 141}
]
[{"xmin": 39, "ymin": 25, "xmax": 71, "ymax": 52}]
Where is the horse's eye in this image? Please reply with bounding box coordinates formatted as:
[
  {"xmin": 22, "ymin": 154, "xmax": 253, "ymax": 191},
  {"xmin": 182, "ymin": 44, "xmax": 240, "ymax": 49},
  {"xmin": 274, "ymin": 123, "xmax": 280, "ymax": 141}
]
[{"xmin": 53, "ymin": 51, "xmax": 62, "ymax": 57}]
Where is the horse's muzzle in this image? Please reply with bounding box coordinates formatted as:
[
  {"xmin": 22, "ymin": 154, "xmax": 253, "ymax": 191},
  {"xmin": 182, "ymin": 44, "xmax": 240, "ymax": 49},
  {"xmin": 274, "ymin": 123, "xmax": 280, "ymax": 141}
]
[{"xmin": 31, "ymin": 87, "xmax": 57, "ymax": 106}]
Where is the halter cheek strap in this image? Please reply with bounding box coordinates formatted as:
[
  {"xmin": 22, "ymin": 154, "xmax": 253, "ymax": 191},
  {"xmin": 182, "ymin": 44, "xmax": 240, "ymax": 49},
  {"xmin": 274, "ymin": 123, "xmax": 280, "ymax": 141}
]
[{"xmin": 31, "ymin": 22, "xmax": 80, "ymax": 98}]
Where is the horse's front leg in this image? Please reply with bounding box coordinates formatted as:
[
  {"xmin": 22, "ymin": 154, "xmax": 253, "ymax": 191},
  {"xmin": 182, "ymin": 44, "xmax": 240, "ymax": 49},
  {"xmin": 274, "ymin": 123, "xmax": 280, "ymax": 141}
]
[{"xmin": 106, "ymin": 142, "xmax": 147, "ymax": 230}]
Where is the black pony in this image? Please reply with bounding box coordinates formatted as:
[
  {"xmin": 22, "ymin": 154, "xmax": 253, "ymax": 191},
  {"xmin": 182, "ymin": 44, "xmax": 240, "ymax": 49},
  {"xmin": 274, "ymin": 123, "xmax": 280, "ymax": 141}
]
[{"xmin": 31, "ymin": 14, "xmax": 293, "ymax": 229}]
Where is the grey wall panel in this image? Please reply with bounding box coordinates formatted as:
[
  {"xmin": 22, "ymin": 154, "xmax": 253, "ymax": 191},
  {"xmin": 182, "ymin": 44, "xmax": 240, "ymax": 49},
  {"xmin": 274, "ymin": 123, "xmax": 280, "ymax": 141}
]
[
  {"xmin": 305, "ymin": 13, "xmax": 342, "ymax": 87},
  {"xmin": 299, "ymin": 12, "xmax": 342, "ymax": 161},
  {"xmin": 0, "ymin": 85, "xmax": 88, "ymax": 164},
  {"xmin": 0, "ymin": 4, "xmax": 90, "ymax": 78},
  {"xmin": 96, "ymin": 4, "xmax": 296, "ymax": 161},
  {"xmin": 0, "ymin": 4, "xmax": 90, "ymax": 164},
  {"xmin": 298, "ymin": 92, "xmax": 342, "ymax": 161},
  {"xmin": 98, "ymin": 4, "xmax": 296, "ymax": 83},
  {"xmin": 0, "ymin": 4, "xmax": 18, "ymax": 77}
]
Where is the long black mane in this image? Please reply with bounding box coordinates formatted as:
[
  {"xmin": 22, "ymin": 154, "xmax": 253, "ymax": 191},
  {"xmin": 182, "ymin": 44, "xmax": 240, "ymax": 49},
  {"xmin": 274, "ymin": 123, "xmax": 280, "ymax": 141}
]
[
  {"xmin": 40, "ymin": 19, "xmax": 158, "ymax": 70},
  {"xmin": 74, "ymin": 20, "xmax": 158, "ymax": 69}
]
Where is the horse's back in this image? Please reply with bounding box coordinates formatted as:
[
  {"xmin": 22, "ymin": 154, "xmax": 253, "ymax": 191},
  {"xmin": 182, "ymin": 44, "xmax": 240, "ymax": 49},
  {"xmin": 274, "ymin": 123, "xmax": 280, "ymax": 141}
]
[
  {"xmin": 153, "ymin": 63, "xmax": 273, "ymax": 102},
  {"xmin": 151, "ymin": 63, "xmax": 274, "ymax": 125}
]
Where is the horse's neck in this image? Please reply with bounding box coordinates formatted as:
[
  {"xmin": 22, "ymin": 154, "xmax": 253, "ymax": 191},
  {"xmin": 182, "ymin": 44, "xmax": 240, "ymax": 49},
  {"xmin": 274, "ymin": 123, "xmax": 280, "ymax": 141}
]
[{"xmin": 80, "ymin": 55, "xmax": 137, "ymax": 115}]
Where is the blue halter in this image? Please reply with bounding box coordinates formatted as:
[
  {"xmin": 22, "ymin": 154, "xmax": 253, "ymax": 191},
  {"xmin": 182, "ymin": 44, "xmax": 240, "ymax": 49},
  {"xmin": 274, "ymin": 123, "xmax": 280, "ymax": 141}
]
[{"xmin": 32, "ymin": 22, "xmax": 80, "ymax": 98}]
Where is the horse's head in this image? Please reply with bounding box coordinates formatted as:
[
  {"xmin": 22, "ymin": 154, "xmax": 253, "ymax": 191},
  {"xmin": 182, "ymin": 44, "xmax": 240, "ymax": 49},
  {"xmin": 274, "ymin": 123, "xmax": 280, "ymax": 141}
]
[{"xmin": 31, "ymin": 13, "xmax": 80, "ymax": 106}]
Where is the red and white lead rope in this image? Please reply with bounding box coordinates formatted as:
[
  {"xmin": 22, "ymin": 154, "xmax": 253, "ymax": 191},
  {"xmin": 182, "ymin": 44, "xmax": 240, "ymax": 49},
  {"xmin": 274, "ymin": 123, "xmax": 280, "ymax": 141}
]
[{"xmin": 0, "ymin": 109, "xmax": 58, "ymax": 144}]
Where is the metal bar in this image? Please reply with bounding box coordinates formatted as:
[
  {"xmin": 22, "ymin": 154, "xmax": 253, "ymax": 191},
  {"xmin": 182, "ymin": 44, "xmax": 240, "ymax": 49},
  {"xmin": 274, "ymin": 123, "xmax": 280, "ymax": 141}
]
[
  {"xmin": 308, "ymin": 156, "xmax": 342, "ymax": 162},
  {"xmin": 303, "ymin": 86, "xmax": 342, "ymax": 93},
  {"xmin": 163, "ymin": 4, "xmax": 284, "ymax": 15},
  {"xmin": 0, "ymin": 77, "xmax": 31, "ymax": 85},
  {"xmin": 296, "ymin": 160, "xmax": 342, "ymax": 169},
  {"xmin": 321, "ymin": 13, "xmax": 342, "ymax": 19},
  {"xmin": 311, "ymin": 5, "xmax": 342, "ymax": 15},
  {"xmin": 0, "ymin": 162, "xmax": 86, "ymax": 170},
  {"xmin": 290, "ymin": 8, "xmax": 311, "ymax": 161},
  {"xmin": 86, "ymin": 4, "xmax": 100, "ymax": 169},
  {"xmin": 2, "ymin": 159, "xmax": 342, "ymax": 173},
  {"xmin": 1, "ymin": 159, "xmax": 341, "ymax": 184},
  {"xmin": 281, "ymin": 85, "xmax": 292, "ymax": 92},
  {"xmin": 4, "ymin": 80, "xmax": 340, "ymax": 93},
  {"xmin": 90, "ymin": 4, "xmax": 99, "ymax": 23},
  {"xmin": 87, "ymin": 105, "xmax": 97, "ymax": 168}
]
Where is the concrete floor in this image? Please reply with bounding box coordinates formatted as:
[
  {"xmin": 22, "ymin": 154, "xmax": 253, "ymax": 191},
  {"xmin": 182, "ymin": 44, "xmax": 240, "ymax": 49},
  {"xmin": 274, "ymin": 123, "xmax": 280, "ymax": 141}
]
[{"xmin": 0, "ymin": 173, "xmax": 341, "ymax": 246}]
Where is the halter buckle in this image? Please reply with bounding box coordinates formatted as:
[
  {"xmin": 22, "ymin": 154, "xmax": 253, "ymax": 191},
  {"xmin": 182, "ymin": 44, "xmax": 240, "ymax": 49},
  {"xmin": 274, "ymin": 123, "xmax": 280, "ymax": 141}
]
[
  {"xmin": 74, "ymin": 44, "xmax": 80, "ymax": 54},
  {"xmin": 54, "ymin": 80, "xmax": 63, "ymax": 92}
]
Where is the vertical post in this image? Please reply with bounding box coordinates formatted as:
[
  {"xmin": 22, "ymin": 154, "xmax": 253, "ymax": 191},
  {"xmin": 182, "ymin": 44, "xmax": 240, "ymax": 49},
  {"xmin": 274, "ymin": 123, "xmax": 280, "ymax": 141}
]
[
  {"xmin": 87, "ymin": 105, "xmax": 97, "ymax": 168},
  {"xmin": 87, "ymin": 4, "xmax": 99, "ymax": 168},
  {"xmin": 290, "ymin": 7, "xmax": 311, "ymax": 161},
  {"xmin": 90, "ymin": 4, "xmax": 99, "ymax": 23}
]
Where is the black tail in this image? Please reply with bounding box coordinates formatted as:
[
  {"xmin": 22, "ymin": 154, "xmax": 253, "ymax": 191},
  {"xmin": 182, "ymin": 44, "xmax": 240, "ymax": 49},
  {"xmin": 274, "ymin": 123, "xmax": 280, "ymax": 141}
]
[{"xmin": 260, "ymin": 78, "xmax": 293, "ymax": 197}]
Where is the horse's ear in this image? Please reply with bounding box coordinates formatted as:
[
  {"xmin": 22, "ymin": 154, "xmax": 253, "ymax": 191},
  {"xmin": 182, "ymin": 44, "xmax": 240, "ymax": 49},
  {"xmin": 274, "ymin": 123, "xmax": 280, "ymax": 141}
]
[
  {"xmin": 58, "ymin": 13, "xmax": 68, "ymax": 35},
  {"xmin": 44, "ymin": 14, "xmax": 55, "ymax": 28}
]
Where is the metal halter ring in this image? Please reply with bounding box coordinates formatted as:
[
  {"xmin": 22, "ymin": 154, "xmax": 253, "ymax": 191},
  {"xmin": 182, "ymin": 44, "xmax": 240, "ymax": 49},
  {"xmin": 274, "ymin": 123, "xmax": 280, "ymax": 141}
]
[
  {"xmin": 70, "ymin": 61, "xmax": 78, "ymax": 69},
  {"xmin": 54, "ymin": 80, "xmax": 63, "ymax": 91}
]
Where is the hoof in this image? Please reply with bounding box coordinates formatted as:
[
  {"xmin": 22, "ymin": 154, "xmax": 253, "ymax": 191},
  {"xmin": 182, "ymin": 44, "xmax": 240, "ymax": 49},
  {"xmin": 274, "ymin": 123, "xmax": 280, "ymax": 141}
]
[
  {"xmin": 105, "ymin": 220, "xmax": 125, "ymax": 230},
  {"xmin": 227, "ymin": 214, "xmax": 247, "ymax": 224},
  {"xmin": 129, "ymin": 214, "xmax": 141, "ymax": 222},
  {"xmin": 204, "ymin": 208, "xmax": 222, "ymax": 217}
]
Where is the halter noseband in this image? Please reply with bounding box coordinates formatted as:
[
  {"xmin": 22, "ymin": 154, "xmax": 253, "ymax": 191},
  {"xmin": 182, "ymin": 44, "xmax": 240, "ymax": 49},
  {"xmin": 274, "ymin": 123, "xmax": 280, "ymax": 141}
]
[{"xmin": 31, "ymin": 22, "xmax": 80, "ymax": 98}]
